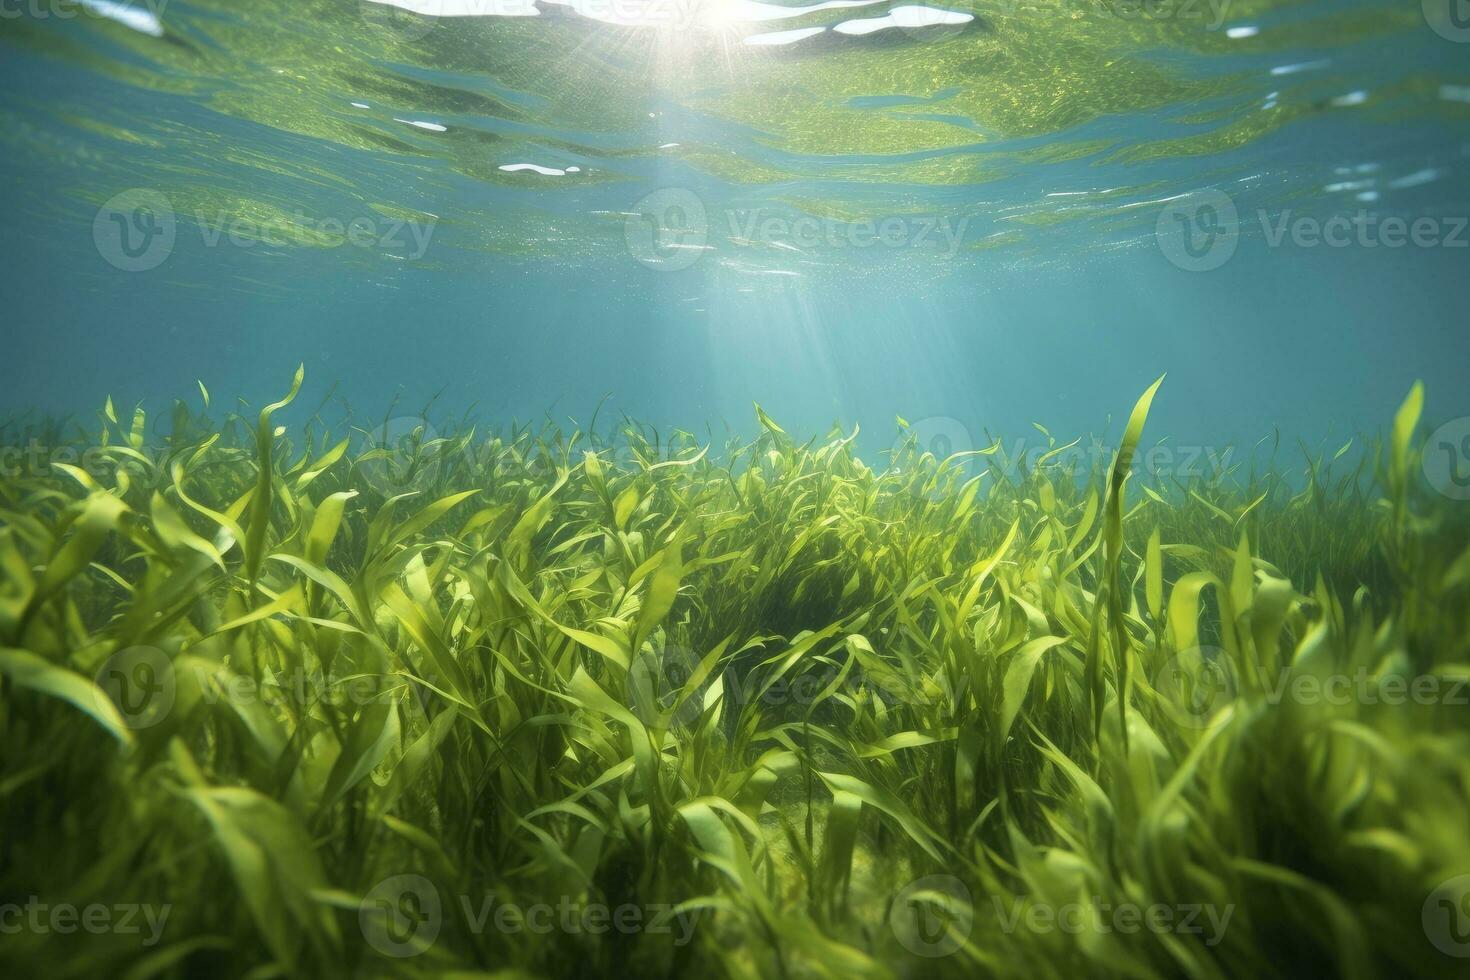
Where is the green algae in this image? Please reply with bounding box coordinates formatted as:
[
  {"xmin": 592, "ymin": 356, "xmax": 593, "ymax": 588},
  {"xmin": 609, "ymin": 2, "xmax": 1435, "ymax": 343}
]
[{"xmin": 1, "ymin": 374, "xmax": 1468, "ymax": 977}]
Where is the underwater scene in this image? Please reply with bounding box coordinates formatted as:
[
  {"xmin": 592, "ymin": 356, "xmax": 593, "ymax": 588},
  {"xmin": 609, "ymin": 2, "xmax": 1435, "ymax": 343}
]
[{"xmin": 2, "ymin": 0, "xmax": 1470, "ymax": 977}]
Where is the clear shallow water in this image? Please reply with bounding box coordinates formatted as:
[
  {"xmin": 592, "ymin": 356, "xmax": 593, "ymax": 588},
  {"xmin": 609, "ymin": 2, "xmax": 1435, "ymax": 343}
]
[
  {"xmin": 1, "ymin": 0, "xmax": 1467, "ymax": 448},
  {"xmin": 7, "ymin": 10, "xmax": 1470, "ymax": 978}
]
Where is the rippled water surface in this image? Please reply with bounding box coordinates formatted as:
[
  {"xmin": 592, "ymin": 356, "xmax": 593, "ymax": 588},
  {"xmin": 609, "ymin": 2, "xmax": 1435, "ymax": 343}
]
[
  {"xmin": 2, "ymin": 0, "xmax": 1468, "ymax": 432},
  {"xmin": 6, "ymin": 0, "xmax": 1468, "ymax": 267}
]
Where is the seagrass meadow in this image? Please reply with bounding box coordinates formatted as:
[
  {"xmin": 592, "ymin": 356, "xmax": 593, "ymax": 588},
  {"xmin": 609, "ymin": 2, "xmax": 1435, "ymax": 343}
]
[{"xmin": 2, "ymin": 369, "xmax": 1469, "ymax": 979}]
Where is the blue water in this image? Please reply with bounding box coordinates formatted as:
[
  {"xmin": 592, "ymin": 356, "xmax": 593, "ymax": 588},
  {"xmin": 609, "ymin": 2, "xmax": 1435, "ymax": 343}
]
[{"xmin": 2, "ymin": 0, "xmax": 1467, "ymax": 458}]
